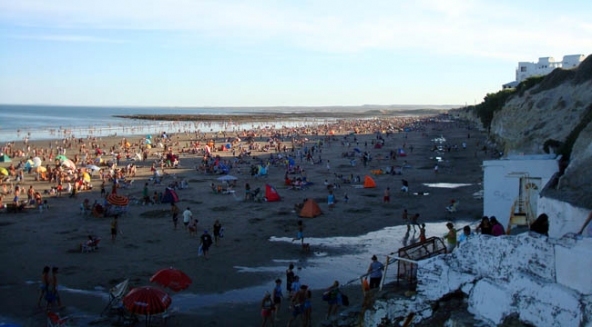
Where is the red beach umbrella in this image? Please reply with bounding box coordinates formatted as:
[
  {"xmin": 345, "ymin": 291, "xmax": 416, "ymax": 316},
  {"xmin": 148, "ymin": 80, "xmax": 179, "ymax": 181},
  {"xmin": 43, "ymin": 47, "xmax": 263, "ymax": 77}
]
[
  {"xmin": 150, "ymin": 267, "xmax": 192, "ymax": 292},
  {"xmin": 123, "ymin": 286, "xmax": 172, "ymax": 318},
  {"xmin": 107, "ymin": 193, "xmax": 129, "ymax": 206}
]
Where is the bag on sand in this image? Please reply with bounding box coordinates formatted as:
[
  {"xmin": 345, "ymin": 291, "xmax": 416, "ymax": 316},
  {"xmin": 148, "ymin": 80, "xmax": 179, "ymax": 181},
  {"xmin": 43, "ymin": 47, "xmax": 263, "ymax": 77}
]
[
  {"xmin": 341, "ymin": 294, "xmax": 349, "ymax": 306},
  {"xmin": 198, "ymin": 244, "xmax": 204, "ymax": 256}
]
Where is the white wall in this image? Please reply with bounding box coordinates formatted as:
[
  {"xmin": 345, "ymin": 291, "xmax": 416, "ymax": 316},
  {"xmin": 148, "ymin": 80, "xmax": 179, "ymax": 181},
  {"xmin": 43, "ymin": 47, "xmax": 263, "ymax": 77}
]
[
  {"xmin": 483, "ymin": 157, "xmax": 558, "ymax": 230},
  {"xmin": 537, "ymin": 196, "xmax": 590, "ymax": 238}
]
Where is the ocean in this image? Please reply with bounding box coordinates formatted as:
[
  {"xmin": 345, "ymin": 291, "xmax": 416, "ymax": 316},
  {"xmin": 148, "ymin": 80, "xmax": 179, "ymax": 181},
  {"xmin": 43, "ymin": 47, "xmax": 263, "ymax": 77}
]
[{"xmin": 0, "ymin": 105, "xmax": 336, "ymax": 142}]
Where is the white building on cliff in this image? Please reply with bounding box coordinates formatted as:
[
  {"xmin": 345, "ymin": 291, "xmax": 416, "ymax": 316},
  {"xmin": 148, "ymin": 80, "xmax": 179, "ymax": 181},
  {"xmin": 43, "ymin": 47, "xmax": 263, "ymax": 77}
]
[{"xmin": 502, "ymin": 54, "xmax": 586, "ymax": 89}]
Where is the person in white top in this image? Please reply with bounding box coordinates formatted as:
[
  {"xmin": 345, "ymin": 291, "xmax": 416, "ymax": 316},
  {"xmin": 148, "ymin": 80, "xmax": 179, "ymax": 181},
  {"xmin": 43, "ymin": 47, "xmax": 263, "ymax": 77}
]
[{"xmin": 183, "ymin": 207, "xmax": 193, "ymax": 229}]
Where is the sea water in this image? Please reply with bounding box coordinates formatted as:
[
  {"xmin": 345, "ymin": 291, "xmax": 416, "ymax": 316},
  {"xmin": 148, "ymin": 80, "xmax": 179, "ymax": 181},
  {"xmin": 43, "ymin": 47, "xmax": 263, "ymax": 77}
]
[{"xmin": 0, "ymin": 105, "xmax": 335, "ymax": 143}]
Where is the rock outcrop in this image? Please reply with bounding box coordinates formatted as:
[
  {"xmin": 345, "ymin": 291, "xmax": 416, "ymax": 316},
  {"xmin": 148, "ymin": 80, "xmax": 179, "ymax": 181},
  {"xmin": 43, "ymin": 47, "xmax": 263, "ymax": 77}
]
[
  {"xmin": 363, "ymin": 234, "xmax": 592, "ymax": 326},
  {"xmin": 455, "ymin": 55, "xmax": 592, "ymax": 209}
]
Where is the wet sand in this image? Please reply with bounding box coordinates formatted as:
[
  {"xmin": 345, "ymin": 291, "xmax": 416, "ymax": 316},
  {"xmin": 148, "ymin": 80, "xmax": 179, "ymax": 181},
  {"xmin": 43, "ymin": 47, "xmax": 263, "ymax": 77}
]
[{"xmin": 0, "ymin": 114, "xmax": 487, "ymax": 326}]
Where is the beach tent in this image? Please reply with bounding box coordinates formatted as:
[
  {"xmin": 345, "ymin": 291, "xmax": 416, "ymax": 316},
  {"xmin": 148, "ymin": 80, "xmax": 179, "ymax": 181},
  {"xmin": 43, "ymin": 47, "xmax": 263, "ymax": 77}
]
[
  {"xmin": 397, "ymin": 148, "xmax": 407, "ymax": 157},
  {"xmin": 363, "ymin": 175, "xmax": 376, "ymax": 188},
  {"xmin": 264, "ymin": 184, "xmax": 281, "ymax": 202},
  {"xmin": 257, "ymin": 165, "xmax": 268, "ymax": 177},
  {"xmin": 0, "ymin": 154, "xmax": 11, "ymax": 162},
  {"xmin": 161, "ymin": 187, "xmax": 179, "ymax": 204},
  {"xmin": 299, "ymin": 199, "xmax": 322, "ymax": 218}
]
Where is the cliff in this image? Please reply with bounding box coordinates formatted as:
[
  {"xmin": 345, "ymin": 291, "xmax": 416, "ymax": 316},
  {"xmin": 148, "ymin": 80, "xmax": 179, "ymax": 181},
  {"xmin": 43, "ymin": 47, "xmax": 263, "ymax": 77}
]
[{"xmin": 457, "ymin": 55, "xmax": 592, "ymax": 209}]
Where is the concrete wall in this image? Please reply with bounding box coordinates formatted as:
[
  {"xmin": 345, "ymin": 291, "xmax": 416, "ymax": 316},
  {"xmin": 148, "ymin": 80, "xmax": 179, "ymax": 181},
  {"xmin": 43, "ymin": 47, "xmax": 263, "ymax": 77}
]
[{"xmin": 483, "ymin": 157, "xmax": 558, "ymax": 230}]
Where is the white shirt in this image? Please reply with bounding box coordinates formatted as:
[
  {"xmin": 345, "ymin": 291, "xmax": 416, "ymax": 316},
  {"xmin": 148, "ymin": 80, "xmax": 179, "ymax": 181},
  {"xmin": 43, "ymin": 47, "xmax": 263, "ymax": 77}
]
[{"xmin": 183, "ymin": 209, "xmax": 192, "ymax": 223}]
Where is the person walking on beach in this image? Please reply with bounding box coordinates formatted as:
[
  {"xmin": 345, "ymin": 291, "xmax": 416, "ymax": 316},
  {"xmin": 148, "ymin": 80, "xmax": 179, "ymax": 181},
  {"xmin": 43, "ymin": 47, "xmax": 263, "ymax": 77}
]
[
  {"xmin": 419, "ymin": 223, "xmax": 427, "ymax": 242},
  {"xmin": 286, "ymin": 264, "xmax": 295, "ymax": 298},
  {"xmin": 367, "ymin": 255, "xmax": 385, "ymax": 289},
  {"xmin": 324, "ymin": 281, "xmax": 341, "ymax": 320},
  {"xmin": 200, "ymin": 230, "xmax": 213, "ymax": 259},
  {"xmin": 272, "ymin": 278, "xmax": 283, "ymax": 321},
  {"xmin": 213, "ymin": 219, "xmax": 223, "ymax": 245},
  {"xmin": 402, "ymin": 209, "xmax": 410, "ymax": 231},
  {"xmin": 260, "ymin": 292, "xmax": 275, "ymax": 327},
  {"xmin": 50, "ymin": 267, "xmax": 62, "ymax": 309},
  {"xmin": 170, "ymin": 202, "xmax": 180, "ymax": 230},
  {"xmin": 410, "ymin": 213, "xmax": 420, "ymax": 231},
  {"xmin": 292, "ymin": 220, "xmax": 305, "ymax": 245},
  {"xmin": 383, "ymin": 187, "xmax": 390, "ymax": 203},
  {"xmin": 110, "ymin": 215, "xmax": 119, "ymax": 242},
  {"xmin": 183, "ymin": 207, "xmax": 193, "ymax": 230},
  {"xmin": 445, "ymin": 222, "xmax": 457, "ymax": 252},
  {"xmin": 142, "ymin": 182, "xmax": 150, "ymax": 205},
  {"xmin": 287, "ymin": 285, "xmax": 307, "ymax": 327},
  {"xmin": 37, "ymin": 266, "xmax": 50, "ymax": 308}
]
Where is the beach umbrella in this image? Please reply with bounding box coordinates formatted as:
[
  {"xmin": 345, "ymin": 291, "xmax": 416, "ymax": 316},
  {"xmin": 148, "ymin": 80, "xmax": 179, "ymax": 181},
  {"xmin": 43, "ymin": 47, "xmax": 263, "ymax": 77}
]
[
  {"xmin": 36, "ymin": 166, "xmax": 47, "ymax": 173},
  {"xmin": 354, "ymin": 147, "xmax": 361, "ymax": 153},
  {"xmin": 145, "ymin": 139, "xmax": 152, "ymax": 145},
  {"xmin": 217, "ymin": 175, "xmax": 238, "ymax": 181},
  {"xmin": 150, "ymin": 267, "xmax": 192, "ymax": 292},
  {"xmin": 107, "ymin": 193, "xmax": 129, "ymax": 206},
  {"xmin": 32, "ymin": 157, "xmax": 42, "ymax": 167},
  {"xmin": 55, "ymin": 154, "xmax": 68, "ymax": 162},
  {"xmin": 0, "ymin": 154, "xmax": 11, "ymax": 162},
  {"xmin": 0, "ymin": 167, "xmax": 7, "ymax": 176},
  {"xmin": 83, "ymin": 172, "xmax": 91, "ymax": 183},
  {"xmin": 123, "ymin": 286, "xmax": 171, "ymax": 325},
  {"xmin": 61, "ymin": 159, "xmax": 76, "ymax": 170}
]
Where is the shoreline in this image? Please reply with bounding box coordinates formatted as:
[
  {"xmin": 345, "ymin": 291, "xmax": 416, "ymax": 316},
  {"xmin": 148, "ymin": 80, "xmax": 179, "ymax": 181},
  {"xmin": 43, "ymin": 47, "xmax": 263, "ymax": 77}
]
[{"xmin": 112, "ymin": 109, "xmax": 446, "ymax": 122}]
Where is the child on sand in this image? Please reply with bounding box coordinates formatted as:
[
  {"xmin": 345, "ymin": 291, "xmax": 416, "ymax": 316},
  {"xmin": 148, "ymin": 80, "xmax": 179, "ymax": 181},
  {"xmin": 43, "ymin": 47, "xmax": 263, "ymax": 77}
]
[
  {"xmin": 292, "ymin": 220, "xmax": 305, "ymax": 245},
  {"xmin": 419, "ymin": 224, "xmax": 426, "ymax": 242}
]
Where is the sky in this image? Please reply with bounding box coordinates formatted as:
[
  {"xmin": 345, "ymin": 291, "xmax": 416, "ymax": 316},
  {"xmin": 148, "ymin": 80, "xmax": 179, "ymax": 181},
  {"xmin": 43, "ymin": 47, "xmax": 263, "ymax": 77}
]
[{"xmin": 0, "ymin": 0, "xmax": 591, "ymax": 107}]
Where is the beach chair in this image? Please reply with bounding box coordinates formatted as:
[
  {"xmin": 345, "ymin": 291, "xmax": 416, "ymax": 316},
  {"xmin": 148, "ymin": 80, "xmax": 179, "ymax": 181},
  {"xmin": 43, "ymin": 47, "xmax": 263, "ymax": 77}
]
[
  {"xmin": 47, "ymin": 311, "xmax": 71, "ymax": 327},
  {"xmin": 81, "ymin": 237, "xmax": 101, "ymax": 253},
  {"xmin": 101, "ymin": 279, "xmax": 130, "ymax": 316}
]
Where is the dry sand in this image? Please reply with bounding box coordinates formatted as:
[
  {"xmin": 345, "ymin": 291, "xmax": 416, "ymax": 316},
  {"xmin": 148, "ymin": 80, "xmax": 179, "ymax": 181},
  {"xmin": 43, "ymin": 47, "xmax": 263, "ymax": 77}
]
[{"xmin": 0, "ymin": 115, "xmax": 488, "ymax": 326}]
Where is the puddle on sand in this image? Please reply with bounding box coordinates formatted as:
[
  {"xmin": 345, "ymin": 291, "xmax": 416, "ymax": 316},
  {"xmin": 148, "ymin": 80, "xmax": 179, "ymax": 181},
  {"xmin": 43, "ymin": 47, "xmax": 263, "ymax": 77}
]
[
  {"xmin": 423, "ymin": 183, "xmax": 472, "ymax": 189},
  {"xmin": 11, "ymin": 220, "xmax": 478, "ymax": 321}
]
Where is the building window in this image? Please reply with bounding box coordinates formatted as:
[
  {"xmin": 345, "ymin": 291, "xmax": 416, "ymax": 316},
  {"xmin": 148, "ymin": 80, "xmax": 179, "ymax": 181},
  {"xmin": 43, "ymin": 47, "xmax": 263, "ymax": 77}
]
[{"xmin": 520, "ymin": 67, "xmax": 527, "ymax": 72}]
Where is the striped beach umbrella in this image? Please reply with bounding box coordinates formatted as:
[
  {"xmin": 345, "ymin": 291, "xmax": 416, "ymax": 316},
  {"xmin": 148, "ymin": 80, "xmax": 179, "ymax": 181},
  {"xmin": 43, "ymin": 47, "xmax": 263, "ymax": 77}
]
[
  {"xmin": 107, "ymin": 193, "xmax": 129, "ymax": 206},
  {"xmin": 123, "ymin": 286, "xmax": 171, "ymax": 325}
]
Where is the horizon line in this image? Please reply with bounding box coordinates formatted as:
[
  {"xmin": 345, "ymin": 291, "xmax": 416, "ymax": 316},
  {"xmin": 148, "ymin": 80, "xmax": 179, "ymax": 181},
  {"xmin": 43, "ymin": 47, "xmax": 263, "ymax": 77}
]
[{"xmin": 0, "ymin": 103, "xmax": 463, "ymax": 109}]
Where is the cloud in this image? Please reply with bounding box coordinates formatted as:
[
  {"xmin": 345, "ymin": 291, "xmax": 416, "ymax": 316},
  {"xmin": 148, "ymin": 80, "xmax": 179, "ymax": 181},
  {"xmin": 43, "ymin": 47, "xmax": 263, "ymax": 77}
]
[{"xmin": 1, "ymin": 0, "xmax": 590, "ymax": 59}]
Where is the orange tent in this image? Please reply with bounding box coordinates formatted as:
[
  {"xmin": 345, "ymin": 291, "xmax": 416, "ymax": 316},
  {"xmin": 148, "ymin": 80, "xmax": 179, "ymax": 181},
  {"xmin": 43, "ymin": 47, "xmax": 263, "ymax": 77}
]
[
  {"xmin": 363, "ymin": 175, "xmax": 376, "ymax": 188},
  {"xmin": 299, "ymin": 199, "xmax": 322, "ymax": 218}
]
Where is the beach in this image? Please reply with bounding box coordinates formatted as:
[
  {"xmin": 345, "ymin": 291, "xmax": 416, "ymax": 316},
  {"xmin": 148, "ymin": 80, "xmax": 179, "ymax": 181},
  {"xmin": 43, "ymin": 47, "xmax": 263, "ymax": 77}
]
[{"xmin": 0, "ymin": 113, "xmax": 487, "ymax": 326}]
